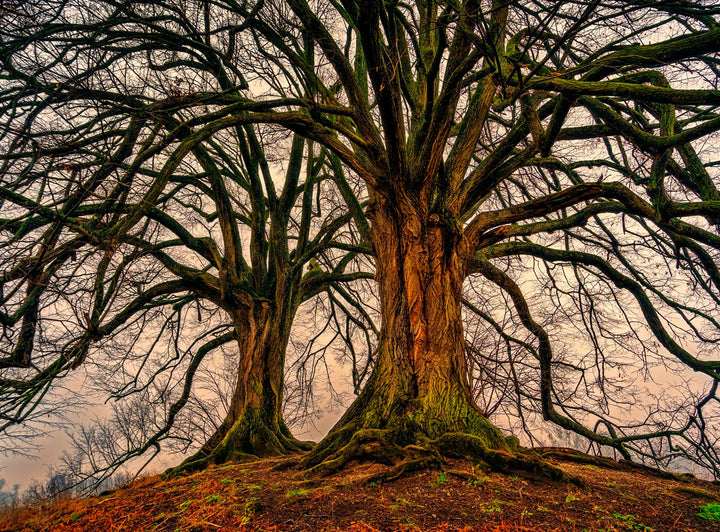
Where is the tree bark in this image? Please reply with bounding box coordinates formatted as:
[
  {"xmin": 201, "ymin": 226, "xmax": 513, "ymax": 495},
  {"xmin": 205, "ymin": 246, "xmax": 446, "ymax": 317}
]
[
  {"xmin": 305, "ymin": 194, "xmax": 509, "ymax": 468},
  {"xmin": 173, "ymin": 302, "xmax": 310, "ymax": 473}
]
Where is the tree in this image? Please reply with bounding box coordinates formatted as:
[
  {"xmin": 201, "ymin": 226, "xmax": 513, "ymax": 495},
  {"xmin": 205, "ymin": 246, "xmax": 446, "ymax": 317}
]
[
  {"xmin": 215, "ymin": 0, "xmax": 720, "ymax": 475},
  {"xmin": 3, "ymin": 0, "xmax": 720, "ymax": 481},
  {"xmin": 0, "ymin": 0, "xmax": 370, "ymax": 479}
]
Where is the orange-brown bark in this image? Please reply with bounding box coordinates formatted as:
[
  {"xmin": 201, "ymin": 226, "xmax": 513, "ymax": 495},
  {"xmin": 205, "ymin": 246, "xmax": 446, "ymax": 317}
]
[{"xmin": 305, "ymin": 195, "xmax": 508, "ymax": 469}]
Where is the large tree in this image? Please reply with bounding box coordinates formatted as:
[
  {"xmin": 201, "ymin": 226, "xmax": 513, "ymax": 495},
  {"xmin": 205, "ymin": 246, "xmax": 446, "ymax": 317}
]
[
  {"xmin": 3, "ymin": 0, "xmax": 720, "ymax": 480},
  {"xmin": 0, "ymin": 0, "xmax": 370, "ymax": 479},
  {"xmin": 222, "ymin": 0, "xmax": 720, "ymax": 474}
]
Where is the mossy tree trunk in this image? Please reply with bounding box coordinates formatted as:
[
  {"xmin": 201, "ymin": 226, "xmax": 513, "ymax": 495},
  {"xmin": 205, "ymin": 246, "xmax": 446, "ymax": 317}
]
[
  {"xmin": 175, "ymin": 300, "xmax": 310, "ymax": 473},
  {"xmin": 305, "ymin": 194, "xmax": 509, "ymax": 469}
]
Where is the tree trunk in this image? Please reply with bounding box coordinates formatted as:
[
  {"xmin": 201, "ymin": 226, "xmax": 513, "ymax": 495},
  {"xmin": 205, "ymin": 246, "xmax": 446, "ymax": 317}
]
[
  {"xmin": 305, "ymin": 195, "xmax": 509, "ymax": 468},
  {"xmin": 173, "ymin": 302, "xmax": 310, "ymax": 473}
]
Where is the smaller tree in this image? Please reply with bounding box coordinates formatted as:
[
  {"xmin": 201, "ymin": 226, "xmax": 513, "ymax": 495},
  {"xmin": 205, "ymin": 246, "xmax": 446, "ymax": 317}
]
[{"xmin": 0, "ymin": 0, "xmax": 370, "ymax": 481}]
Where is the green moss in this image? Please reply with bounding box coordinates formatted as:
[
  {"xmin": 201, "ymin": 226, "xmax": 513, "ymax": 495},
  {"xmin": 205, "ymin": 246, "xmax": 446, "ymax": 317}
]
[{"xmin": 165, "ymin": 408, "xmax": 307, "ymax": 478}]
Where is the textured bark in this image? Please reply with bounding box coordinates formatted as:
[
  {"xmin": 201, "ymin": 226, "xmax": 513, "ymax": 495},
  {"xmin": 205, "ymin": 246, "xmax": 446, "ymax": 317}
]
[
  {"xmin": 172, "ymin": 303, "xmax": 310, "ymax": 474},
  {"xmin": 305, "ymin": 195, "xmax": 509, "ymax": 469}
]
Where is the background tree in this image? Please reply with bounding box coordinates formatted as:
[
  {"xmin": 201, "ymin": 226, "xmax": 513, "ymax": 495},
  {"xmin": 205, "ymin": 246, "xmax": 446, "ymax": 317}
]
[{"xmin": 0, "ymin": 0, "xmax": 371, "ymax": 483}]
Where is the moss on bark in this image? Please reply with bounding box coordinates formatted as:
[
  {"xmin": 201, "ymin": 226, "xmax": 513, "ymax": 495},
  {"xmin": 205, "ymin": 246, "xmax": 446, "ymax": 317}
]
[{"xmin": 167, "ymin": 408, "xmax": 312, "ymax": 477}]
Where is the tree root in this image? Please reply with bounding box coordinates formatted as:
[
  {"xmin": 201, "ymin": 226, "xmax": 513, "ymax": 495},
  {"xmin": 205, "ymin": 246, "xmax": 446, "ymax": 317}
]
[
  {"xmin": 537, "ymin": 447, "xmax": 696, "ymax": 483},
  {"xmin": 163, "ymin": 450, "xmax": 258, "ymax": 479},
  {"xmin": 306, "ymin": 428, "xmax": 405, "ymax": 477},
  {"xmin": 301, "ymin": 429, "xmax": 583, "ymax": 487},
  {"xmin": 435, "ymin": 433, "xmax": 584, "ymax": 486},
  {"xmin": 365, "ymin": 455, "xmax": 442, "ymax": 485},
  {"xmin": 165, "ymin": 426, "xmax": 312, "ymax": 479}
]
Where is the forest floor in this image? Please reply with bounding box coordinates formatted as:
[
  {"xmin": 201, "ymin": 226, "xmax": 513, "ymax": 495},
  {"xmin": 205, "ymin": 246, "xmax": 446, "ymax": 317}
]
[{"xmin": 1, "ymin": 448, "xmax": 719, "ymax": 531}]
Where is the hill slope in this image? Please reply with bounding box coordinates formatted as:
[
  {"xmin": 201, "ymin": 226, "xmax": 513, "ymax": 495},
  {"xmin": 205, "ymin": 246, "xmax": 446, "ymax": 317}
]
[{"xmin": 2, "ymin": 449, "xmax": 719, "ymax": 531}]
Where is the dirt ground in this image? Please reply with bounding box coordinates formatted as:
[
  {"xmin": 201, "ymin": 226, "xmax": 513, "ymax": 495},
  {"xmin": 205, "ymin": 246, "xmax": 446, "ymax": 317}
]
[{"xmin": 2, "ymin": 448, "xmax": 719, "ymax": 531}]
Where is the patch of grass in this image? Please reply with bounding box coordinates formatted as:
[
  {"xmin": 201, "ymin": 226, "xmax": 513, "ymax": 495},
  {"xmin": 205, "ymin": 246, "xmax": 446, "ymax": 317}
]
[
  {"xmin": 433, "ymin": 472, "xmax": 448, "ymax": 485},
  {"xmin": 286, "ymin": 489, "xmax": 308, "ymax": 497},
  {"xmin": 697, "ymin": 502, "xmax": 720, "ymax": 521},
  {"xmin": 565, "ymin": 494, "xmax": 578, "ymax": 503}
]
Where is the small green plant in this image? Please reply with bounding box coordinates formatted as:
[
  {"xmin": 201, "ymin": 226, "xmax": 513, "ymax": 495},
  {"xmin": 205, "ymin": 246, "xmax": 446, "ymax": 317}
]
[
  {"xmin": 479, "ymin": 499, "xmax": 502, "ymax": 514},
  {"xmin": 286, "ymin": 489, "xmax": 308, "ymax": 497},
  {"xmin": 608, "ymin": 482, "xmax": 617, "ymax": 488},
  {"xmin": 239, "ymin": 497, "xmax": 257, "ymax": 525},
  {"xmin": 368, "ymin": 481, "xmax": 378, "ymax": 488},
  {"xmin": 390, "ymin": 497, "xmax": 411, "ymax": 511},
  {"xmin": 178, "ymin": 499, "xmax": 195, "ymax": 512},
  {"xmin": 434, "ymin": 472, "xmax": 448, "ymax": 485},
  {"xmin": 565, "ymin": 494, "xmax": 578, "ymax": 503},
  {"xmin": 220, "ymin": 478, "xmax": 233, "ymax": 485},
  {"xmin": 70, "ymin": 513, "xmax": 82, "ymax": 521},
  {"xmin": 697, "ymin": 503, "xmax": 720, "ymax": 521},
  {"xmin": 521, "ymin": 509, "xmax": 533, "ymax": 517},
  {"xmin": 204, "ymin": 494, "xmax": 222, "ymax": 503},
  {"xmin": 613, "ymin": 512, "xmax": 654, "ymax": 530},
  {"xmin": 511, "ymin": 474, "xmax": 520, "ymax": 481}
]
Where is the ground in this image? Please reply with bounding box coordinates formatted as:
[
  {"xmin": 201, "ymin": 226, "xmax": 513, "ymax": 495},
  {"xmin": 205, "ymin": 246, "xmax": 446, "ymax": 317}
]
[{"xmin": 2, "ymin": 449, "xmax": 719, "ymax": 531}]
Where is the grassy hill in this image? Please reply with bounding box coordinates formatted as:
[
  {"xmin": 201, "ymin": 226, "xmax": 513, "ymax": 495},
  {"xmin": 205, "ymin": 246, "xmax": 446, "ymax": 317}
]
[{"xmin": 1, "ymin": 449, "xmax": 719, "ymax": 531}]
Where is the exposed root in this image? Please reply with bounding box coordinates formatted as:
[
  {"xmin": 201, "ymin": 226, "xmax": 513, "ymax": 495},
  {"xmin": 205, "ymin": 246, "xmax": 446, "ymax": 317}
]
[
  {"xmin": 435, "ymin": 433, "xmax": 584, "ymax": 486},
  {"xmin": 163, "ymin": 449, "xmax": 260, "ymax": 479},
  {"xmin": 535, "ymin": 447, "xmax": 623, "ymax": 469},
  {"xmin": 165, "ymin": 422, "xmax": 311, "ymax": 479},
  {"xmin": 365, "ymin": 455, "xmax": 442, "ymax": 485},
  {"xmin": 536, "ymin": 447, "xmax": 694, "ymax": 484},
  {"xmin": 270, "ymin": 455, "xmax": 305, "ymax": 472},
  {"xmin": 292, "ymin": 439, "xmax": 316, "ymax": 452},
  {"xmin": 306, "ymin": 428, "xmax": 405, "ymax": 477},
  {"xmin": 301, "ymin": 429, "xmax": 583, "ymax": 487}
]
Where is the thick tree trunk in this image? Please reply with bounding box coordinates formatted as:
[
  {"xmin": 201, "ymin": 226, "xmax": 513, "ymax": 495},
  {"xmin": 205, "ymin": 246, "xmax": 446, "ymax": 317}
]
[
  {"xmin": 305, "ymin": 196, "xmax": 509, "ymax": 469},
  {"xmin": 173, "ymin": 302, "xmax": 310, "ymax": 473}
]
